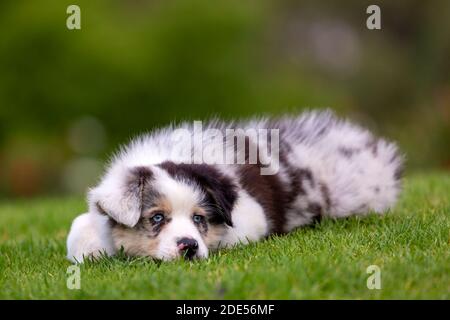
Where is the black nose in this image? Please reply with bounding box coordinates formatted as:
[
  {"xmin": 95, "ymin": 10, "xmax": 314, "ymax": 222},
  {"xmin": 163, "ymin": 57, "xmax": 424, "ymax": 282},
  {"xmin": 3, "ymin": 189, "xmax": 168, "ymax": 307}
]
[{"xmin": 177, "ymin": 237, "xmax": 198, "ymax": 259}]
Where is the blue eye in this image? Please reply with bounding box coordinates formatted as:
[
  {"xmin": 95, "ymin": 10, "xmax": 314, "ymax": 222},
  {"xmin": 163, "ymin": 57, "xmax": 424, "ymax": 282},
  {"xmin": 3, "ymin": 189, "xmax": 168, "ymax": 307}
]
[
  {"xmin": 152, "ymin": 213, "xmax": 164, "ymax": 223},
  {"xmin": 193, "ymin": 215, "xmax": 204, "ymax": 223}
]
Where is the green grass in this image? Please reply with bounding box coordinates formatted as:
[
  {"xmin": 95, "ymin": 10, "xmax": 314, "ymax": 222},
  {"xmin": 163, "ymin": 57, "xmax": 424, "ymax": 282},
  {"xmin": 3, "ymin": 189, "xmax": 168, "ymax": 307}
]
[{"xmin": 0, "ymin": 173, "xmax": 449, "ymax": 299}]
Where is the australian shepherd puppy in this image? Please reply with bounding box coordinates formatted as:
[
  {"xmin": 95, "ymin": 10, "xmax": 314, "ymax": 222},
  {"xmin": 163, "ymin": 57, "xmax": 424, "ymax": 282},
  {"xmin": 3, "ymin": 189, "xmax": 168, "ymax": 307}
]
[{"xmin": 67, "ymin": 110, "xmax": 403, "ymax": 262}]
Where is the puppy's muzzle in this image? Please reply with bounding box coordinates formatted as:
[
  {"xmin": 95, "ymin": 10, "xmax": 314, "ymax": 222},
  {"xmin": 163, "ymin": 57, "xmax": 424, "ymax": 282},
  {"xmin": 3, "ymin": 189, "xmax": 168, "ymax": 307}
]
[{"xmin": 177, "ymin": 237, "xmax": 198, "ymax": 260}]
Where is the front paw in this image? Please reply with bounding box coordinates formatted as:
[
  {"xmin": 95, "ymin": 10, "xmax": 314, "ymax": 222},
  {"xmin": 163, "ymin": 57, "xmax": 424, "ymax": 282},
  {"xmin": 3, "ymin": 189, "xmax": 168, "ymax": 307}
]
[{"xmin": 66, "ymin": 212, "xmax": 116, "ymax": 263}]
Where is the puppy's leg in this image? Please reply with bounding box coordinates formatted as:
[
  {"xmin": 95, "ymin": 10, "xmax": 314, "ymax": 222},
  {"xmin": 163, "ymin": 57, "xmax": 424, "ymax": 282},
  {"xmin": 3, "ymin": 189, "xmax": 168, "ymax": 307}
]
[{"xmin": 66, "ymin": 213, "xmax": 116, "ymax": 263}]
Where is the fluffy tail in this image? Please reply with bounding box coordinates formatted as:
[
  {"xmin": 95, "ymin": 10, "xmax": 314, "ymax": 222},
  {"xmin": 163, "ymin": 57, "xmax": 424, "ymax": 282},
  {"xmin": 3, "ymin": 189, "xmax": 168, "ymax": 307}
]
[
  {"xmin": 323, "ymin": 137, "xmax": 404, "ymax": 217},
  {"xmin": 285, "ymin": 111, "xmax": 404, "ymax": 220}
]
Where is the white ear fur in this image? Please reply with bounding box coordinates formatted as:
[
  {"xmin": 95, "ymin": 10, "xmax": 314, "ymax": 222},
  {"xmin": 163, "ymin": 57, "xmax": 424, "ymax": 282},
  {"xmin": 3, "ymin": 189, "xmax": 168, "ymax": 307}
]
[{"xmin": 88, "ymin": 166, "xmax": 150, "ymax": 228}]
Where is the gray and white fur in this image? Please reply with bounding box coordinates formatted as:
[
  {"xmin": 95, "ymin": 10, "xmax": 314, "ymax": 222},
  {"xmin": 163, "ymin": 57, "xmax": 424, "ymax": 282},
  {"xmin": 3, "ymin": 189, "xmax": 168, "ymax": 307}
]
[{"xmin": 67, "ymin": 110, "xmax": 404, "ymax": 262}]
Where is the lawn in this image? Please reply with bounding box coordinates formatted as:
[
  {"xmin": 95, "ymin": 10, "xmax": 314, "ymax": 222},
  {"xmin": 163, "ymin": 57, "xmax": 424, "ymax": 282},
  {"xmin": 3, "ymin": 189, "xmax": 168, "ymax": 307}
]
[{"xmin": 0, "ymin": 173, "xmax": 449, "ymax": 299}]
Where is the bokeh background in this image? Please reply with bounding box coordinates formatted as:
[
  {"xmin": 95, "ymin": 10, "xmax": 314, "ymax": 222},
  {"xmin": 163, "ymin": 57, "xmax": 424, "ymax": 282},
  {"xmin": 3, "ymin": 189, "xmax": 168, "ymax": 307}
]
[{"xmin": 0, "ymin": 0, "xmax": 449, "ymax": 198}]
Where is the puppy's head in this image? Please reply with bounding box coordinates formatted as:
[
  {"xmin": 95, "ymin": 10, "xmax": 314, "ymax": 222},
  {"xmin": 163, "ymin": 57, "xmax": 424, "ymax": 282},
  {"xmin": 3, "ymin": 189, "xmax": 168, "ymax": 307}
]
[{"xmin": 89, "ymin": 161, "xmax": 237, "ymax": 260}]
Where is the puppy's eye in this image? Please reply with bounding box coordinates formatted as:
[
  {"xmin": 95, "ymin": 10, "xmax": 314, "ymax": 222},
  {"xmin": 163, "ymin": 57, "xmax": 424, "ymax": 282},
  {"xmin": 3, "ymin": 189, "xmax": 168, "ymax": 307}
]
[
  {"xmin": 151, "ymin": 213, "xmax": 165, "ymax": 223},
  {"xmin": 193, "ymin": 214, "xmax": 204, "ymax": 223}
]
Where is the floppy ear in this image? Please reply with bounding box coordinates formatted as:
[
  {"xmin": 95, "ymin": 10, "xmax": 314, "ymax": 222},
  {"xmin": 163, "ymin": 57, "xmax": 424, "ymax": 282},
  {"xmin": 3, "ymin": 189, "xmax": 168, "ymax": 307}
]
[{"xmin": 88, "ymin": 166, "xmax": 153, "ymax": 228}]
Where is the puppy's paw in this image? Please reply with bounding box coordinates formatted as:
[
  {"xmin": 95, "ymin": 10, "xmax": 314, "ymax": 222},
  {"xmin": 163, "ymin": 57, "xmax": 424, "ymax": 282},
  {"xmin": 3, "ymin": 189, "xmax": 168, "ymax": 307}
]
[{"xmin": 66, "ymin": 212, "xmax": 116, "ymax": 263}]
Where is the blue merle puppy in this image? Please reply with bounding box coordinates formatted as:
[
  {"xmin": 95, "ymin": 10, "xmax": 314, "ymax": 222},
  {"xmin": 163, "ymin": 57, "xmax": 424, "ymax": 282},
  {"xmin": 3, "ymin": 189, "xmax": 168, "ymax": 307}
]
[{"xmin": 67, "ymin": 110, "xmax": 404, "ymax": 262}]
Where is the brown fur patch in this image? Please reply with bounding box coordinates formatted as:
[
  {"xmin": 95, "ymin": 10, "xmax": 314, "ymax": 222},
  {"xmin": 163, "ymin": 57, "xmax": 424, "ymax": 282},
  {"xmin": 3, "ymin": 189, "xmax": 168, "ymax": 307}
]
[
  {"xmin": 142, "ymin": 197, "xmax": 173, "ymax": 218},
  {"xmin": 237, "ymin": 164, "xmax": 288, "ymax": 234},
  {"xmin": 111, "ymin": 224, "xmax": 160, "ymax": 257},
  {"xmin": 202, "ymin": 223, "xmax": 228, "ymax": 249}
]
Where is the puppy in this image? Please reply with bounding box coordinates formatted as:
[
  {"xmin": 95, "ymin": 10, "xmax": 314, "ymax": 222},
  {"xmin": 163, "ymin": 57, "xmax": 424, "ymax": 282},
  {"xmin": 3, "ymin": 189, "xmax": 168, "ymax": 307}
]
[{"xmin": 67, "ymin": 110, "xmax": 403, "ymax": 262}]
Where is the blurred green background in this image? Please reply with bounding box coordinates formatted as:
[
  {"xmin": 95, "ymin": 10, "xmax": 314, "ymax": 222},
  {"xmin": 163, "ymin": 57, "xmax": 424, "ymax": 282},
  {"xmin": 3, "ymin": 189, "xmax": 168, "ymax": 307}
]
[{"xmin": 0, "ymin": 0, "xmax": 449, "ymax": 198}]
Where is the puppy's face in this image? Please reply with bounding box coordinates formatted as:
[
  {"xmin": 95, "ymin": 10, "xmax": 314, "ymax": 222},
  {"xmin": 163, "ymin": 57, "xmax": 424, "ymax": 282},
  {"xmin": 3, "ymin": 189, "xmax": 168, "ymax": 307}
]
[{"xmin": 93, "ymin": 162, "xmax": 237, "ymax": 260}]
